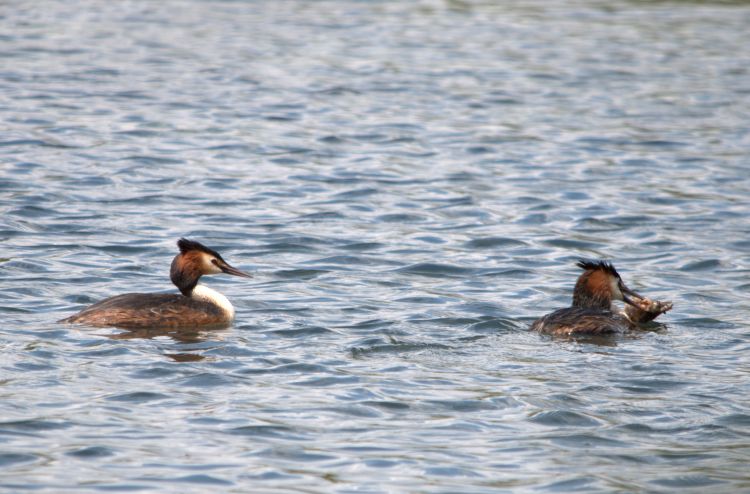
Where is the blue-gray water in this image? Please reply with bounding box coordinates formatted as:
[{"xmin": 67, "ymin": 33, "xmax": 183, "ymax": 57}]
[{"xmin": 2, "ymin": 1, "xmax": 750, "ymax": 492}]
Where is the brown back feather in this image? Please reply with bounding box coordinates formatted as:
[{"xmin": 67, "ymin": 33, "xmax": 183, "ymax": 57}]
[
  {"xmin": 531, "ymin": 307, "xmax": 630, "ymax": 336},
  {"xmin": 60, "ymin": 293, "xmax": 229, "ymax": 329}
]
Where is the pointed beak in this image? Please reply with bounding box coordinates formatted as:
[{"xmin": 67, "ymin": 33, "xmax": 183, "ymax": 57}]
[
  {"xmin": 620, "ymin": 284, "xmax": 644, "ymax": 308},
  {"xmin": 220, "ymin": 263, "xmax": 252, "ymax": 278}
]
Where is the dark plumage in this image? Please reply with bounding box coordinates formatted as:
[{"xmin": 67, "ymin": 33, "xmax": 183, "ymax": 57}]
[
  {"xmin": 177, "ymin": 238, "xmax": 223, "ymax": 260},
  {"xmin": 575, "ymin": 260, "xmax": 619, "ymax": 278},
  {"xmin": 530, "ymin": 307, "xmax": 628, "ymax": 336}
]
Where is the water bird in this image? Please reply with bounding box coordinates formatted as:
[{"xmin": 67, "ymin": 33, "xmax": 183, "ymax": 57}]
[
  {"xmin": 531, "ymin": 260, "xmax": 672, "ymax": 336},
  {"xmin": 60, "ymin": 239, "xmax": 251, "ymax": 329}
]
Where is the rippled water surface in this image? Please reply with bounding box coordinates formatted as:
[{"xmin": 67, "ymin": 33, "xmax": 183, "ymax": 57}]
[{"xmin": 2, "ymin": 0, "xmax": 750, "ymax": 492}]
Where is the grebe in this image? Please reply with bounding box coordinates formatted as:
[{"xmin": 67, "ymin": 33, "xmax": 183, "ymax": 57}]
[
  {"xmin": 531, "ymin": 260, "xmax": 672, "ymax": 336},
  {"xmin": 60, "ymin": 239, "xmax": 251, "ymax": 329}
]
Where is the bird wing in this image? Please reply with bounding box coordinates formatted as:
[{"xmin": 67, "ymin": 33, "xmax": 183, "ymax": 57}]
[
  {"xmin": 61, "ymin": 293, "xmax": 227, "ymax": 329},
  {"xmin": 531, "ymin": 307, "xmax": 626, "ymax": 336}
]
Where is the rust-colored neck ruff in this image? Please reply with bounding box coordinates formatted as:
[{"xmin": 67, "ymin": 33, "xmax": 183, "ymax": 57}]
[
  {"xmin": 572, "ymin": 269, "xmax": 612, "ymax": 310},
  {"xmin": 170, "ymin": 252, "xmax": 203, "ymax": 296}
]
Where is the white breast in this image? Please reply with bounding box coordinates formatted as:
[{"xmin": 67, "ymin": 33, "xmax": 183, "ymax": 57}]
[{"xmin": 191, "ymin": 284, "xmax": 235, "ymax": 320}]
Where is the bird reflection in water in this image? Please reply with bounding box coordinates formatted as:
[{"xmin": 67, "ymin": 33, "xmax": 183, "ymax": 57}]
[{"xmin": 106, "ymin": 326, "xmax": 230, "ymax": 362}]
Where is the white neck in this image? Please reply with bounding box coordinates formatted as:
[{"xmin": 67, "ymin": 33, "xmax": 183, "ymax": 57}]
[{"xmin": 191, "ymin": 284, "xmax": 235, "ymax": 320}]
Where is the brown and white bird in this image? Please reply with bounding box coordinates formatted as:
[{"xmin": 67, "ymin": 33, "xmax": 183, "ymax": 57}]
[{"xmin": 60, "ymin": 239, "xmax": 251, "ymax": 329}]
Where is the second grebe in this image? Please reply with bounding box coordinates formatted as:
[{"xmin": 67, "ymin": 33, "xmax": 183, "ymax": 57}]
[
  {"xmin": 531, "ymin": 260, "xmax": 672, "ymax": 336},
  {"xmin": 60, "ymin": 239, "xmax": 251, "ymax": 329}
]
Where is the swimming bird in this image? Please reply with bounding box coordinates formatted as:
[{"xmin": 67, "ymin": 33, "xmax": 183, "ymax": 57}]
[
  {"xmin": 60, "ymin": 239, "xmax": 251, "ymax": 329},
  {"xmin": 531, "ymin": 260, "xmax": 672, "ymax": 336}
]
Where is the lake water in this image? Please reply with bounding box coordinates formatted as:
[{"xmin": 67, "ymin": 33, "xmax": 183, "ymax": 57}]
[{"xmin": 1, "ymin": 0, "xmax": 749, "ymax": 492}]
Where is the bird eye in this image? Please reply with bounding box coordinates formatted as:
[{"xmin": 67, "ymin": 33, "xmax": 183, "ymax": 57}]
[{"xmin": 211, "ymin": 259, "xmax": 219, "ymax": 266}]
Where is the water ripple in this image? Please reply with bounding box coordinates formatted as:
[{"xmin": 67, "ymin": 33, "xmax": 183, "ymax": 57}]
[{"xmin": 2, "ymin": 0, "xmax": 749, "ymax": 492}]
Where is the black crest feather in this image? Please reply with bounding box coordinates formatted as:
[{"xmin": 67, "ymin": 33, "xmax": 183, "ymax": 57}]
[
  {"xmin": 177, "ymin": 238, "xmax": 224, "ymax": 261},
  {"xmin": 576, "ymin": 259, "xmax": 620, "ymax": 278}
]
